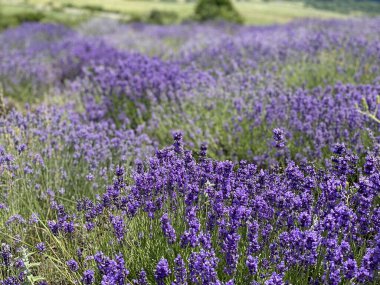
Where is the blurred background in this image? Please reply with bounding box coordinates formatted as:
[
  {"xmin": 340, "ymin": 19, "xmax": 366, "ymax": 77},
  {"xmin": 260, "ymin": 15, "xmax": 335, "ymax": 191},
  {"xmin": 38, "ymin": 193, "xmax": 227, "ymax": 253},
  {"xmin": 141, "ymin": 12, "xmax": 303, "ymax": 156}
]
[{"xmin": 2, "ymin": 0, "xmax": 380, "ymax": 29}]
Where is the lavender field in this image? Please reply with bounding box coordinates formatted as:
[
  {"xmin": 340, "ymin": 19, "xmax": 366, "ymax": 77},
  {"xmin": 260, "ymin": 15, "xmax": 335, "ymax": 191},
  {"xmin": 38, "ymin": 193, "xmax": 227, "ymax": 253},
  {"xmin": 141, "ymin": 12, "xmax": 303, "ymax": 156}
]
[{"xmin": 0, "ymin": 16, "xmax": 380, "ymax": 285}]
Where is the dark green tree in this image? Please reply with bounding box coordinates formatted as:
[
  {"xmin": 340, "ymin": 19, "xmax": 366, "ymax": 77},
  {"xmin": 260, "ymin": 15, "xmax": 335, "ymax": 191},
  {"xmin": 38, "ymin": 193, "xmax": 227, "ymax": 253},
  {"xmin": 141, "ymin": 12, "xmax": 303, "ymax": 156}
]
[{"xmin": 194, "ymin": 0, "xmax": 243, "ymax": 23}]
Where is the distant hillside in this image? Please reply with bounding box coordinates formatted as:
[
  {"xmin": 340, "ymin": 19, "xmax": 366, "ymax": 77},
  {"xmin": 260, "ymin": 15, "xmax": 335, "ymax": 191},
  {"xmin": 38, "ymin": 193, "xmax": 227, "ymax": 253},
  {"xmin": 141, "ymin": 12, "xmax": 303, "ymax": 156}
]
[
  {"xmin": 2, "ymin": 0, "xmax": 351, "ymax": 26},
  {"xmin": 300, "ymin": 0, "xmax": 380, "ymax": 14}
]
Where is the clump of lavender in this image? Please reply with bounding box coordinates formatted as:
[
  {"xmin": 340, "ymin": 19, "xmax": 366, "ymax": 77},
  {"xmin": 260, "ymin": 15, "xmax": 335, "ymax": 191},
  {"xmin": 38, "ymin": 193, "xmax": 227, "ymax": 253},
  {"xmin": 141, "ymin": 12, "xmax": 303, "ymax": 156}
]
[
  {"xmin": 273, "ymin": 128, "xmax": 286, "ymax": 149},
  {"xmin": 135, "ymin": 269, "xmax": 148, "ymax": 285},
  {"xmin": 66, "ymin": 259, "xmax": 79, "ymax": 272},
  {"xmin": 36, "ymin": 243, "xmax": 46, "ymax": 254},
  {"xmin": 199, "ymin": 142, "xmax": 208, "ymax": 159},
  {"xmin": 343, "ymin": 258, "xmax": 358, "ymax": 279},
  {"xmin": 173, "ymin": 255, "xmax": 187, "ymax": 285},
  {"xmin": 265, "ymin": 272, "xmax": 283, "ymax": 285},
  {"xmin": 155, "ymin": 258, "xmax": 171, "ymax": 285},
  {"xmin": 14, "ymin": 259, "xmax": 24, "ymax": 269},
  {"xmin": 1, "ymin": 17, "xmax": 380, "ymax": 285},
  {"xmin": 160, "ymin": 213, "xmax": 176, "ymax": 244},
  {"xmin": 82, "ymin": 269, "xmax": 95, "ymax": 284},
  {"xmin": 1, "ymin": 243, "xmax": 12, "ymax": 267},
  {"xmin": 110, "ymin": 215, "xmax": 126, "ymax": 242},
  {"xmin": 173, "ymin": 131, "xmax": 184, "ymax": 155},
  {"xmin": 246, "ymin": 255, "xmax": 258, "ymax": 275},
  {"xmin": 100, "ymin": 252, "xmax": 129, "ymax": 284},
  {"xmin": 189, "ymin": 250, "xmax": 220, "ymax": 284}
]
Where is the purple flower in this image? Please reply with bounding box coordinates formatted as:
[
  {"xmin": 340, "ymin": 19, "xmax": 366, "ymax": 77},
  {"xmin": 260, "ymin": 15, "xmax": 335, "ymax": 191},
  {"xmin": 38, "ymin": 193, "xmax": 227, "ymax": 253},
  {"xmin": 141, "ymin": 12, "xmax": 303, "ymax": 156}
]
[
  {"xmin": 328, "ymin": 262, "xmax": 341, "ymax": 285},
  {"xmin": 17, "ymin": 144, "xmax": 26, "ymax": 154},
  {"xmin": 155, "ymin": 258, "xmax": 171, "ymax": 285},
  {"xmin": 116, "ymin": 166, "xmax": 124, "ymax": 177},
  {"xmin": 62, "ymin": 220, "xmax": 75, "ymax": 234},
  {"xmin": 36, "ymin": 242, "xmax": 46, "ymax": 254},
  {"xmin": 86, "ymin": 173, "xmax": 94, "ymax": 181},
  {"xmin": 160, "ymin": 213, "xmax": 176, "ymax": 244},
  {"xmin": 199, "ymin": 142, "xmax": 208, "ymax": 158},
  {"xmin": 14, "ymin": 259, "xmax": 25, "ymax": 269},
  {"xmin": 6, "ymin": 214, "xmax": 26, "ymax": 225},
  {"xmin": 29, "ymin": 213, "xmax": 39, "ymax": 224},
  {"xmin": 82, "ymin": 269, "xmax": 95, "ymax": 284},
  {"xmin": 222, "ymin": 232, "xmax": 241, "ymax": 275},
  {"xmin": 135, "ymin": 269, "xmax": 148, "ymax": 285},
  {"xmin": 47, "ymin": 220, "xmax": 59, "ymax": 235},
  {"xmin": 1, "ymin": 277, "xmax": 22, "ymax": 285},
  {"xmin": 94, "ymin": 252, "xmax": 128, "ymax": 285},
  {"xmin": 332, "ymin": 143, "xmax": 346, "ymax": 155},
  {"xmin": 189, "ymin": 250, "xmax": 220, "ymax": 284},
  {"xmin": 1, "ymin": 243, "xmax": 12, "ymax": 267},
  {"xmin": 343, "ymin": 258, "xmax": 357, "ymax": 279},
  {"xmin": 66, "ymin": 259, "xmax": 79, "ymax": 272},
  {"xmin": 363, "ymin": 154, "xmax": 377, "ymax": 175},
  {"xmin": 265, "ymin": 272, "xmax": 284, "ymax": 285},
  {"xmin": 298, "ymin": 211, "xmax": 312, "ymax": 228},
  {"xmin": 173, "ymin": 255, "xmax": 187, "ymax": 285},
  {"xmin": 273, "ymin": 128, "xmax": 286, "ymax": 149},
  {"xmin": 110, "ymin": 215, "xmax": 125, "ymax": 242},
  {"xmin": 173, "ymin": 131, "xmax": 184, "ymax": 155},
  {"xmin": 246, "ymin": 255, "xmax": 258, "ymax": 275}
]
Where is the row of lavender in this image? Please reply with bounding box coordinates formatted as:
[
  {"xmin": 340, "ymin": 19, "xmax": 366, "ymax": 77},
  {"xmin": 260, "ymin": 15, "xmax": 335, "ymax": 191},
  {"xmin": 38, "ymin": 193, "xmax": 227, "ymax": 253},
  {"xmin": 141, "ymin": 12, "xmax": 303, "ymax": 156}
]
[
  {"xmin": 1, "ymin": 19, "xmax": 380, "ymax": 162},
  {"xmin": 0, "ymin": 18, "xmax": 380, "ymax": 284},
  {"xmin": 1, "ymin": 133, "xmax": 380, "ymax": 284}
]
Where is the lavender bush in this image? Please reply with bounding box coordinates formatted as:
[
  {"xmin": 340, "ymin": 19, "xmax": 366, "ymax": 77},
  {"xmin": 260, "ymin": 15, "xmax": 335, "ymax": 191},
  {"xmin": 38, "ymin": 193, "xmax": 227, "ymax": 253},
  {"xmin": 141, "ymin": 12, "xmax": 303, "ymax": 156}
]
[{"xmin": 0, "ymin": 17, "xmax": 380, "ymax": 284}]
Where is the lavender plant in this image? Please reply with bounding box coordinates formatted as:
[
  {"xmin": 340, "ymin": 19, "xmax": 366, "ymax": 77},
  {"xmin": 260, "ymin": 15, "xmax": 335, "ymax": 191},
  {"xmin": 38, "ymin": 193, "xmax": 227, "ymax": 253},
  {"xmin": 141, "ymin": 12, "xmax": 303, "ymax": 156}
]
[{"xmin": 0, "ymin": 17, "xmax": 380, "ymax": 285}]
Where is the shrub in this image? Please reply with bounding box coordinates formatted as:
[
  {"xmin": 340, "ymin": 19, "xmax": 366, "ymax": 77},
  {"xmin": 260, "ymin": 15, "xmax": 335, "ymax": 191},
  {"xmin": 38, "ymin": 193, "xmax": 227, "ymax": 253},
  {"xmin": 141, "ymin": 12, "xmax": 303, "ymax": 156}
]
[
  {"xmin": 121, "ymin": 13, "xmax": 144, "ymax": 24},
  {"xmin": 13, "ymin": 11, "xmax": 46, "ymax": 23},
  {"xmin": 194, "ymin": 0, "xmax": 243, "ymax": 23},
  {"xmin": 82, "ymin": 5, "xmax": 105, "ymax": 12},
  {"xmin": 0, "ymin": 16, "xmax": 19, "ymax": 31},
  {"xmin": 147, "ymin": 9, "xmax": 179, "ymax": 25},
  {"xmin": 0, "ymin": 11, "xmax": 46, "ymax": 31}
]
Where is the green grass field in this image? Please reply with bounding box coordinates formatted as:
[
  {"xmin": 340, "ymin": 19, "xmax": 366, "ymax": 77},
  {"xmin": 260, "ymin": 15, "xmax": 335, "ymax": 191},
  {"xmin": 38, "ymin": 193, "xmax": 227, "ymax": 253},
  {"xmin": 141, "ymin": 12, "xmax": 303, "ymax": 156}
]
[{"xmin": 2, "ymin": 0, "xmax": 352, "ymax": 25}]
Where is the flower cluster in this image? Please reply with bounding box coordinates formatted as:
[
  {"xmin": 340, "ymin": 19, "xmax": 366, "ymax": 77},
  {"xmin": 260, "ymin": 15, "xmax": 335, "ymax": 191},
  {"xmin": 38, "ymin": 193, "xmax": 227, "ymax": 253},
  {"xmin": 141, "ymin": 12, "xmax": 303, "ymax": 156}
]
[{"xmin": 1, "ymin": 17, "xmax": 380, "ymax": 285}]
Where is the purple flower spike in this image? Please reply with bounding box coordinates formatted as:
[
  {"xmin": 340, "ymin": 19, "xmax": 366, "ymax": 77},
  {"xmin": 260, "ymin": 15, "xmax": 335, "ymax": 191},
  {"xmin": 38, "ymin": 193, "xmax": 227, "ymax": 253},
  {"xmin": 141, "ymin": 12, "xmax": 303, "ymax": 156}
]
[
  {"xmin": 273, "ymin": 128, "xmax": 286, "ymax": 149},
  {"xmin": 82, "ymin": 269, "xmax": 95, "ymax": 284},
  {"xmin": 36, "ymin": 242, "xmax": 46, "ymax": 254},
  {"xmin": 155, "ymin": 258, "xmax": 171, "ymax": 285},
  {"xmin": 66, "ymin": 259, "xmax": 79, "ymax": 272}
]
